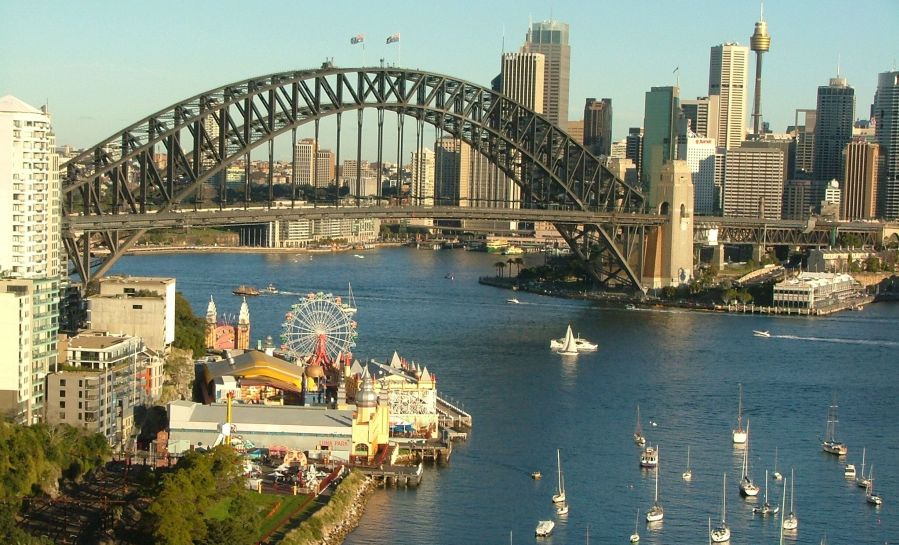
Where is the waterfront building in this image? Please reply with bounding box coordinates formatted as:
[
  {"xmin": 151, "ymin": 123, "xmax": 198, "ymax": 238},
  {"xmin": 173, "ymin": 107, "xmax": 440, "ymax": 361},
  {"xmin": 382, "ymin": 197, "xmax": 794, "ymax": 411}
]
[
  {"xmin": 46, "ymin": 331, "xmax": 164, "ymax": 446},
  {"xmin": 722, "ymin": 146, "xmax": 784, "ymax": 220},
  {"xmin": 642, "ymin": 86, "xmax": 681, "ymax": 207},
  {"xmin": 773, "ymin": 272, "xmax": 861, "ymax": 311},
  {"xmin": 841, "ymin": 139, "xmax": 880, "ymax": 220},
  {"xmin": 678, "ymin": 132, "xmax": 717, "ymax": 215},
  {"xmin": 86, "ymin": 276, "xmax": 176, "ymax": 353},
  {"xmin": 814, "ymin": 77, "xmax": 855, "ymax": 185},
  {"xmin": 292, "ymin": 138, "xmax": 317, "ymax": 186},
  {"xmin": 874, "ymin": 71, "xmax": 899, "ymax": 219},
  {"xmin": 274, "ymin": 216, "xmax": 380, "ymax": 248},
  {"xmin": 792, "ymin": 109, "xmax": 816, "ymax": 178},
  {"xmin": 204, "ymin": 296, "xmax": 251, "ymax": 351},
  {"xmin": 500, "ymin": 52, "xmax": 545, "ymax": 113},
  {"xmin": 435, "ymin": 137, "xmax": 471, "ymax": 206},
  {"xmin": 0, "ymin": 96, "xmax": 60, "ymax": 424},
  {"xmin": 369, "ymin": 352, "xmax": 439, "ymax": 438},
  {"xmin": 708, "ymin": 43, "xmax": 749, "ymax": 150},
  {"xmin": 521, "ymin": 19, "xmax": 570, "ymax": 127},
  {"xmin": 584, "ymin": 98, "xmax": 612, "ymax": 156}
]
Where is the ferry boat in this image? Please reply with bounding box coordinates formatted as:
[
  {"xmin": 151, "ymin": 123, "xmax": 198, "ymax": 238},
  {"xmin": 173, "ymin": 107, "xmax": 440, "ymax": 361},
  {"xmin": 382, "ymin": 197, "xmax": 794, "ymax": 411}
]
[
  {"xmin": 502, "ymin": 245, "xmax": 524, "ymax": 255},
  {"xmin": 233, "ymin": 285, "xmax": 260, "ymax": 296},
  {"xmin": 486, "ymin": 239, "xmax": 508, "ymax": 254}
]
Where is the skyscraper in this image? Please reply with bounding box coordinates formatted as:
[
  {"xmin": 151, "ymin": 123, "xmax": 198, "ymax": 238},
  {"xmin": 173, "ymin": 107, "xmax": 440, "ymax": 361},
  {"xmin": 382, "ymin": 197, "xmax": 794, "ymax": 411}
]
[
  {"xmin": 813, "ymin": 76, "xmax": 855, "ymax": 184},
  {"xmin": 874, "ymin": 71, "xmax": 899, "ymax": 219},
  {"xmin": 500, "ymin": 52, "xmax": 545, "ymax": 113},
  {"xmin": 792, "ymin": 109, "xmax": 816, "ymax": 178},
  {"xmin": 709, "ymin": 43, "xmax": 749, "ymax": 150},
  {"xmin": 315, "ymin": 149, "xmax": 335, "ymax": 188},
  {"xmin": 841, "ymin": 139, "xmax": 879, "ymax": 220},
  {"xmin": 583, "ymin": 98, "xmax": 613, "ymax": 157},
  {"xmin": 626, "ymin": 127, "xmax": 644, "ymax": 183},
  {"xmin": 522, "ymin": 19, "xmax": 570, "ymax": 127},
  {"xmin": 680, "ymin": 96, "xmax": 719, "ymax": 138},
  {"xmin": 292, "ymin": 138, "xmax": 317, "ymax": 185},
  {"xmin": 642, "ymin": 86, "xmax": 681, "ymax": 207},
  {"xmin": 679, "ymin": 132, "xmax": 718, "ymax": 215},
  {"xmin": 0, "ymin": 95, "xmax": 60, "ymax": 424}
]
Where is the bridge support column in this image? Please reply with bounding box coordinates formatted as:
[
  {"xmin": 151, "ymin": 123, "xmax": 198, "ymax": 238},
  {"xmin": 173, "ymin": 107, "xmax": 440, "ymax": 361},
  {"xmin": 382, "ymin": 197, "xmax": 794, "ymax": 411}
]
[
  {"xmin": 642, "ymin": 160, "xmax": 694, "ymax": 288},
  {"xmin": 752, "ymin": 243, "xmax": 765, "ymax": 263},
  {"xmin": 712, "ymin": 244, "xmax": 725, "ymax": 272}
]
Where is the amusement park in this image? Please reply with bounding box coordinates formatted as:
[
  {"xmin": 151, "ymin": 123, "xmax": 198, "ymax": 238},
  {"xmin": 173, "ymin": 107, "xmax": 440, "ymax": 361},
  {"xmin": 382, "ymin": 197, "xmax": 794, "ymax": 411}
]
[{"xmin": 166, "ymin": 288, "xmax": 470, "ymax": 484}]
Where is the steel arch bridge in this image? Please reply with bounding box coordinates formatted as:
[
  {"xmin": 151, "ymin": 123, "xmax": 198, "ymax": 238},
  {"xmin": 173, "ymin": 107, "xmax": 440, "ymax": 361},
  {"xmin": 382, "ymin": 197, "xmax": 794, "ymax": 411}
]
[{"xmin": 63, "ymin": 65, "xmax": 651, "ymax": 290}]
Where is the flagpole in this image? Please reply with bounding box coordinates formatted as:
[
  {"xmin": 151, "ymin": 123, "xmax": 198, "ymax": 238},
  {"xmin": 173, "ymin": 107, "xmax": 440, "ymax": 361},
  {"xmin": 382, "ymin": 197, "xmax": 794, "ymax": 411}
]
[
  {"xmin": 362, "ymin": 42, "xmax": 366, "ymax": 67},
  {"xmin": 398, "ymin": 41, "xmax": 401, "ymax": 67}
]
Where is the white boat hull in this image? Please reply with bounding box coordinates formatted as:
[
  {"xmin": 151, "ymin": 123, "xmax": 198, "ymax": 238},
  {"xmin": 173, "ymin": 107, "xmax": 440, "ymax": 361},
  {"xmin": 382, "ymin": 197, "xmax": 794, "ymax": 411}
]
[
  {"xmin": 822, "ymin": 441, "xmax": 848, "ymax": 455},
  {"xmin": 645, "ymin": 509, "xmax": 664, "ymax": 522},
  {"xmin": 740, "ymin": 482, "xmax": 760, "ymax": 497},
  {"xmin": 552, "ymin": 492, "xmax": 565, "ymax": 504},
  {"xmin": 732, "ymin": 430, "xmax": 747, "ymax": 444},
  {"xmin": 535, "ymin": 520, "xmax": 555, "ymax": 536},
  {"xmin": 783, "ymin": 514, "xmax": 798, "ymax": 530},
  {"xmin": 710, "ymin": 527, "xmax": 731, "ymax": 542}
]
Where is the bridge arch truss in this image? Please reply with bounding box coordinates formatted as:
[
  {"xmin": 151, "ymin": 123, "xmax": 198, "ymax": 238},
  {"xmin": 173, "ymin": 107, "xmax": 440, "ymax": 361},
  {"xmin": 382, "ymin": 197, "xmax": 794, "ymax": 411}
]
[{"xmin": 63, "ymin": 66, "xmax": 649, "ymax": 290}]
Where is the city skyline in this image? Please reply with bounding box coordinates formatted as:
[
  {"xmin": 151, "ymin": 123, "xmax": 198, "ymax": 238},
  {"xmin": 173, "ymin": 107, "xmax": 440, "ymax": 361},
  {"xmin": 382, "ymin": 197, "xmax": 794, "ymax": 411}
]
[{"xmin": 1, "ymin": 0, "xmax": 896, "ymax": 157}]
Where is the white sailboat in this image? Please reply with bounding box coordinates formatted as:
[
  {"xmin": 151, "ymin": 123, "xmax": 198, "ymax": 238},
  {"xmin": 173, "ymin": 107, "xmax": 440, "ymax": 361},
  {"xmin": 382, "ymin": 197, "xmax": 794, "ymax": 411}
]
[
  {"xmin": 682, "ymin": 445, "xmax": 693, "ymax": 481},
  {"xmin": 856, "ymin": 447, "xmax": 870, "ymax": 488},
  {"xmin": 782, "ymin": 468, "xmax": 798, "ymax": 531},
  {"xmin": 550, "ymin": 324, "xmax": 597, "ymax": 354},
  {"xmin": 772, "ymin": 447, "xmax": 783, "ymax": 481},
  {"xmin": 822, "ymin": 397, "xmax": 848, "ymax": 455},
  {"xmin": 343, "ymin": 282, "xmax": 358, "ymax": 315},
  {"xmin": 630, "ymin": 508, "xmax": 640, "ymax": 542},
  {"xmin": 710, "ymin": 473, "xmax": 731, "ymax": 542},
  {"xmin": 556, "ymin": 500, "xmax": 569, "ymax": 515},
  {"xmin": 752, "ymin": 470, "xmax": 780, "ymax": 516},
  {"xmin": 739, "ymin": 420, "xmax": 760, "ymax": 497},
  {"xmin": 552, "ymin": 449, "xmax": 566, "ymax": 504},
  {"xmin": 634, "ymin": 405, "xmax": 646, "ymax": 446},
  {"xmin": 866, "ymin": 465, "xmax": 883, "ymax": 506},
  {"xmin": 733, "ymin": 383, "xmax": 748, "ymax": 444},
  {"xmin": 646, "ymin": 457, "xmax": 664, "ymax": 522}
]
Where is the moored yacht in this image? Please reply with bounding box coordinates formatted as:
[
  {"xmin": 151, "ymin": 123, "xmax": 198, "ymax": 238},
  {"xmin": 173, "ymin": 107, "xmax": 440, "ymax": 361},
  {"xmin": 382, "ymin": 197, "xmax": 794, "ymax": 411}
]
[
  {"xmin": 733, "ymin": 384, "xmax": 748, "ymax": 444},
  {"xmin": 822, "ymin": 397, "xmax": 848, "ymax": 455},
  {"xmin": 739, "ymin": 421, "xmax": 760, "ymax": 497},
  {"xmin": 535, "ymin": 520, "xmax": 555, "ymax": 537},
  {"xmin": 710, "ymin": 473, "xmax": 731, "ymax": 543},
  {"xmin": 640, "ymin": 445, "xmax": 659, "ymax": 468}
]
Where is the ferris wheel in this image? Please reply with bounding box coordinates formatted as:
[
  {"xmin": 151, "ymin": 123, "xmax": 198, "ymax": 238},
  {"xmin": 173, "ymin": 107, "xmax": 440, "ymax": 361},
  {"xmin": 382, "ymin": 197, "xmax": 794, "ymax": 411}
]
[{"xmin": 280, "ymin": 292, "xmax": 357, "ymax": 362}]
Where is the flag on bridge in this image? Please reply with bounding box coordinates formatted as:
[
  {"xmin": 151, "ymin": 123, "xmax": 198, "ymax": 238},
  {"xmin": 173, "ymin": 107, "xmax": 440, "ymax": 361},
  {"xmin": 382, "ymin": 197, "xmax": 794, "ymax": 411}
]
[
  {"xmin": 350, "ymin": 34, "xmax": 364, "ymax": 45},
  {"xmin": 386, "ymin": 33, "xmax": 400, "ymax": 44}
]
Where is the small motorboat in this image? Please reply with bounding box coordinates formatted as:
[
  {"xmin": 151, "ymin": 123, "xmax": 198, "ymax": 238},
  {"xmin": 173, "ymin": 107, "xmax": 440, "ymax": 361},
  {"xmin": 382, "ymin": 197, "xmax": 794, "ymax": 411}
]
[
  {"xmin": 640, "ymin": 445, "xmax": 659, "ymax": 469},
  {"xmin": 753, "ymin": 330, "xmax": 771, "ymax": 337},
  {"xmin": 625, "ymin": 303, "xmax": 637, "ymax": 310},
  {"xmin": 535, "ymin": 520, "xmax": 555, "ymax": 537},
  {"xmin": 262, "ymin": 283, "xmax": 278, "ymax": 295},
  {"xmin": 844, "ymin": 464, "xmax": 856, "ymax": 477},
  {"xmin": 531, "ymin": 471, "xmax": 542, "ymax": 480},
  {"xmin": 354, "ymin": 254, "xmax": 365, "ymax": 259},
  {"xmin": 507, "ymin": 298, "xmax": 521, "ymax": 304}
]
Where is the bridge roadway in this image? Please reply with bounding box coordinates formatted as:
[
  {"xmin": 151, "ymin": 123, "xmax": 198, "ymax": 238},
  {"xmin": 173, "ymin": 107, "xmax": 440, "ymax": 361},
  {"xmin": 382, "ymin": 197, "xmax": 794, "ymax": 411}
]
[
  {"xmin": 62, "ymin": 204, "xmax": 667, "ymax": 231},
  {"xmin": 63, "ymin": 204, "xmax": 895, "ymax": 248}
]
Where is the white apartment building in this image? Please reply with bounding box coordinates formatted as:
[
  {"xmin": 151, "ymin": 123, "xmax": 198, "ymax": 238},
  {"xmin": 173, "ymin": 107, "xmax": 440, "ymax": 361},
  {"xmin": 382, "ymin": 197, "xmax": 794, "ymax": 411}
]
[
  {"xmin": 411, "ymin": 148, "xmax": 435, "ymax": 207},
  {"xmin": 679, "ymin": 133, "xmax": 718, "ymax": 214},
  {"xmin": 709, "ymin": 44, "xmax": 749, "ymax": 150},
  {"xmin": 0, "ymin": 96, "xmax": 60, "ymax": 424},
  {"xmin": 87, "ymin": 276, "xmax": 176, "ymax": 353},
  {"xmin": 292, "ymin": 138, "xmax": 317, "ymax": 185}
]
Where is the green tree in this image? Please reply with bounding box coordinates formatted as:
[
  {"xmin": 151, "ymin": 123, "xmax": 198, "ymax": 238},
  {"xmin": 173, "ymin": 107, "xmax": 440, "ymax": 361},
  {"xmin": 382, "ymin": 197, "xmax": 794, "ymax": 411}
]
[
  {"xmin": 513, "ymin": 257, "xmax": 524, "ymax": 276},
  {"xmin": 173, "ymin": 292, "xmax": 206, "ymax": 358},
  {"xmin": 864, "ymin": 256, "xmax": 882, "ymax": 272},
  {"xmin": 494, "ymin": 261, "xmax": 506, "ymax": 278},
  {"xmin": 738, "ymin": 290, "xmax": 753, "ymax": 304}
]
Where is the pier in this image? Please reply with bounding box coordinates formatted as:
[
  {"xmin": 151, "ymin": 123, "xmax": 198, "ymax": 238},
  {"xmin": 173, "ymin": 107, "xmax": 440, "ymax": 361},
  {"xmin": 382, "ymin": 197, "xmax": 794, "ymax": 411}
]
[
  {"xmin": 437, "ymin": 396, "xmax": 473, "ymax": 429},
  {"xmin": 357, "ymin": 462, "xmax": 424, "ymax": 487}
]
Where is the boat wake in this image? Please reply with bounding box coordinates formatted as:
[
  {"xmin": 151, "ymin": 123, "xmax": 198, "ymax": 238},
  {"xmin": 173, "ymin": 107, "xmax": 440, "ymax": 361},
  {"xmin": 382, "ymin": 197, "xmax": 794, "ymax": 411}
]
[{"xmin": 771, "ymin": 334, "xmax": 899, "ymax": 348}]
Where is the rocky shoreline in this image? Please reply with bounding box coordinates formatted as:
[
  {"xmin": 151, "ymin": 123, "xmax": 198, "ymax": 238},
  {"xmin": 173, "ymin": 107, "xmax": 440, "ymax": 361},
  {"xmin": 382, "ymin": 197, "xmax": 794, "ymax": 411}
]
[{"xmin": 281, "ymin": 470, "xmax": 376, "ymax": 545}]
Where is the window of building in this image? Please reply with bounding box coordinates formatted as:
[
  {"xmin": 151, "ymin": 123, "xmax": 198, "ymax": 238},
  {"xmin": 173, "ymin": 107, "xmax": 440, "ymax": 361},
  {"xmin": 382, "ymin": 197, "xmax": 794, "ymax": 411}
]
[
  {"xmin": 133, "ymin": 304, "xmax": 143, "ymax": 309},
  {"xmin": 59, "ymin": 401, "xmax": 65, "ymax": 408},
  {"xmin": 59, "ymin": 390, "xmax": 65, "ymax": 398}
]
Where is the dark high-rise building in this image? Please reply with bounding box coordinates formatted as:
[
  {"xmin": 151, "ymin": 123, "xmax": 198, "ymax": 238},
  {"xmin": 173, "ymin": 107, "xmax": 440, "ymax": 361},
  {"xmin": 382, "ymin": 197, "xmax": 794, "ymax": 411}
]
[
  {"xmin": 680, "ymin": 97, "xmax": 715, "ymax": 138},
  {"xmin": 625, "ymin": 127, "xmax": 644, "ymax": 184},
  {"xmin": 874, "ymin": 71, "xmax": 899, "ymax": 219},
  {"xmin": 813, "ymin": 76, "xmax": 855, "ymax": 183},
  {"xmin": 583, "ymin": 98, "xmax": 612, "ymax": 156},
  {"xmin": 643, "ymin": 86, "xmax": 681, "ymax": 207},
  {"xmin": 791, "ymin": 109, "xmax": 816, "ymax": 179}
]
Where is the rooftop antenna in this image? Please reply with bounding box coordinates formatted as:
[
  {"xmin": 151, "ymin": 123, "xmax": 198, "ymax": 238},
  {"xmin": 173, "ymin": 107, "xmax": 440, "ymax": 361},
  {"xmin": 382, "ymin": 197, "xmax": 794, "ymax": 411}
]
[
  {"xmin": 837, "ymin": 53, "xmax": 841, "ymax": 78},
  {"xmin": 760, "ymin": 0, "xmax": 765, "ymax": 21},
  {"xmin": 502, "ymin": 23, "xmax": 505, "ymax": 54}
]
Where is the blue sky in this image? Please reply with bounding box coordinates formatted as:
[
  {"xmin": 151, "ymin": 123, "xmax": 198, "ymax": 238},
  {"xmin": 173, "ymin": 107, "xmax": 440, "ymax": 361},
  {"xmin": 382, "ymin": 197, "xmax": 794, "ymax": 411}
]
[{"xmin": 2, "ymin": 0, "xmax": 897, "ymax": 156}]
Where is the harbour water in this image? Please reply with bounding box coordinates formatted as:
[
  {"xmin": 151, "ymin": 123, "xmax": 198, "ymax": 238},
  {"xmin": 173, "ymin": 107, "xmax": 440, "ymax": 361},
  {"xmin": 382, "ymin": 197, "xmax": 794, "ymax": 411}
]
[{"xmin": 112, "ymin": 247, "xmax": 899, "ymax": 544}]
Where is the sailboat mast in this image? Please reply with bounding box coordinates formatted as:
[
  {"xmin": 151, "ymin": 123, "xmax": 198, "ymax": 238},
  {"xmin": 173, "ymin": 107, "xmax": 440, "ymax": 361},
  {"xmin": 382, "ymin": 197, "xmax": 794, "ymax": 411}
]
[
  {"xmin": 722, "ymin": 473, "xmax": 727, "ymax": 523},
  {"xmin": 790, "ymin": 468, "xmax": 795, "ymax": 512},
  {"xmin": 737, "ymin": 383, "xmax": 744, "ymax": 429},
  {"xmin": 557, "ymin": 449, "xmax": 563, "ymax": 495}
]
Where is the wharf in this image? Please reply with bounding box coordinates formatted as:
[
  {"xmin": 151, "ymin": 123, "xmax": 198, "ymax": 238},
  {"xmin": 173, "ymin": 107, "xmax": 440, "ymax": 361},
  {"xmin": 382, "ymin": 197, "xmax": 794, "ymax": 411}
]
[
  {"xmin": 357, "ymin": 462, "xmax": 424, "ymax": 487},
  {"xmin": 715, "ymin": 294, "xmax": 874, "ymax": 316},
  {"xmin": 437, "ymin": 396, "xmax": 473, "ymax": 429}
]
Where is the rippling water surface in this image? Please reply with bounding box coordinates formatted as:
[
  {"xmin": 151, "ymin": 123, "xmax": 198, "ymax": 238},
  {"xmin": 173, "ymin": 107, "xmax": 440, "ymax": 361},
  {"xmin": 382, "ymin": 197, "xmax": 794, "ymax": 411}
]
[{"xmin": 113, "ymin": 248, "xmax": 899, "ymax": 545}]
